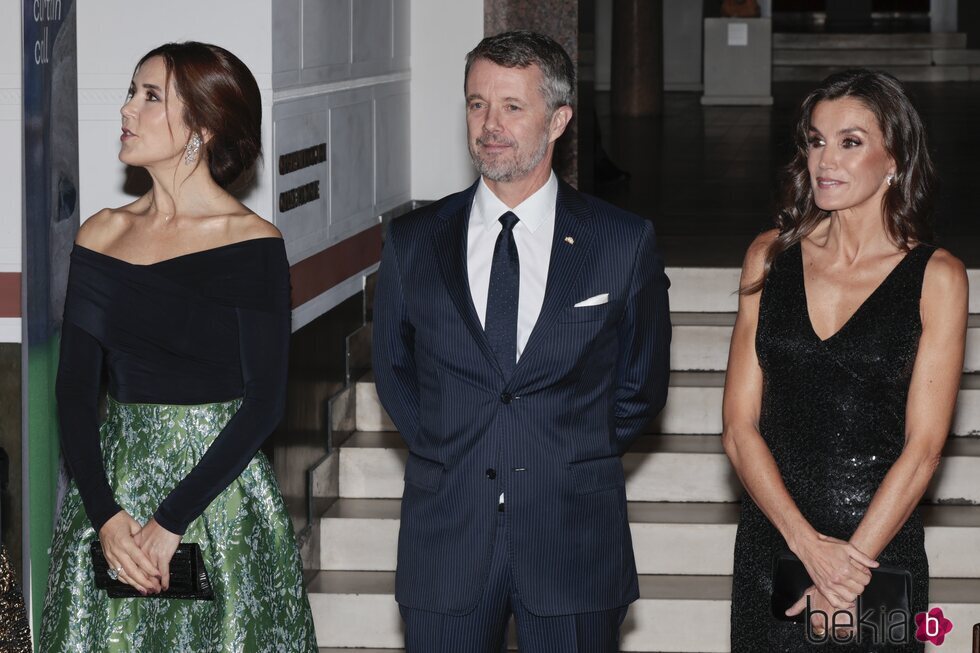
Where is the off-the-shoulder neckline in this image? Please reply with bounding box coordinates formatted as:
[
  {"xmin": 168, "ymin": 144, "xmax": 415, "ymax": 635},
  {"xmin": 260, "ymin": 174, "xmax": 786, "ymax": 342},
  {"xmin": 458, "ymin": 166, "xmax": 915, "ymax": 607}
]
[{"xmin": 72, "ymin": 237, "xmax": 283, "ymax": 267}]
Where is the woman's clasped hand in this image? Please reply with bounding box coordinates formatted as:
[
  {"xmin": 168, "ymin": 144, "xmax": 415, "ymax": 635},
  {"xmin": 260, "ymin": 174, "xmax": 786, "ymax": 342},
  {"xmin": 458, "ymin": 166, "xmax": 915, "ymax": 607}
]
[
  {"xmin": 99, "ymin": 511, "xmax": 185, "ymax": 594},
  {"xmin": 97, "ymin": 511, "xmax": 166, "ymax": 595},
  {"xmin": 787, "ymin": 532, "xmax": 877, "ymax": 612}
]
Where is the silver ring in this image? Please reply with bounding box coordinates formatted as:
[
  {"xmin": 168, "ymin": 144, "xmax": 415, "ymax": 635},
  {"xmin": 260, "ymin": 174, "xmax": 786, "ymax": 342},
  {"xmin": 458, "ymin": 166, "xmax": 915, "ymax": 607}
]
[{"xmin": 107, "ymin": 566, "xmax": 122, "ymax": 581}]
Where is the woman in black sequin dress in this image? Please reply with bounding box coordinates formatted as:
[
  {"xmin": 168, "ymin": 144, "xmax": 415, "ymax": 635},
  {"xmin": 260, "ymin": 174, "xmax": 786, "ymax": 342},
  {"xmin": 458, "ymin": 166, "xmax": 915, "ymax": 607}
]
[{"xmin": 722, "ymin": 70, "xmax": 968, "ymax": 651}]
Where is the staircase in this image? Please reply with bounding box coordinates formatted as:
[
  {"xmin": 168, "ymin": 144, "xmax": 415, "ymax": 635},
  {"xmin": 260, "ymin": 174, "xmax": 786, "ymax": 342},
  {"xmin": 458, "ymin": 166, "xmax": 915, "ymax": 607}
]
[
  {"xmin": 773, "ymin": 32, "xmax": 980, "ymax": 82},
  {"xmin": 309, "ymin": 266, "xmax": 980, "ymax": 652}
]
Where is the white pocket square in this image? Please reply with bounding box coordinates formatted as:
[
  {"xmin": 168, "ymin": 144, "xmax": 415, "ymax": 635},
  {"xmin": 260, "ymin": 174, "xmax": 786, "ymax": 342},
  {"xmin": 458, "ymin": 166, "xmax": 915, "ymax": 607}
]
[{"xmin": 574, "ymin": 293, "xmax": 609, "ymax": 308}]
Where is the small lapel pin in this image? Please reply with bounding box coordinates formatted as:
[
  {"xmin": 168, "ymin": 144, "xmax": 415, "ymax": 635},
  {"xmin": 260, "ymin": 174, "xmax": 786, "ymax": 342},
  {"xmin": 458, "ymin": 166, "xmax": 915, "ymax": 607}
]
[{"xmin": 564, "ymin": 236, "xmax": 575, "ymax": 245}]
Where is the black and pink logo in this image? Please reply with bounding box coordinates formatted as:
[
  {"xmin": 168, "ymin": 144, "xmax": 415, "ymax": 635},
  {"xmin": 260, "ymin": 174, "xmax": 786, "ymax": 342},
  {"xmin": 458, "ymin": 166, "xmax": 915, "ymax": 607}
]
[
  {"xmin": 914, "ymin": 607, "xmax": 953, "ymax": 645},
  {"xmin": 804, "ymin": 599, "xmax": 955, "ymax": 646}
]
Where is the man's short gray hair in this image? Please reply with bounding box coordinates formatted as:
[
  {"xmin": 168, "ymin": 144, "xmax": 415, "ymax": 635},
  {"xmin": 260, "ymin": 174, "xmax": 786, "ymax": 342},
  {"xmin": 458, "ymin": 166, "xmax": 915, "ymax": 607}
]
[{"xmin": 464, "ymin": 30, "xmax": 575, "ymax": 112}]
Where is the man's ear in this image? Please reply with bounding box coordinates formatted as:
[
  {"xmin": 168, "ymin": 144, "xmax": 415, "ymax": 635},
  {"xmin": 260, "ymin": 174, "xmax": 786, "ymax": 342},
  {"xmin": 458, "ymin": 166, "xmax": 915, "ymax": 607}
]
[{"xmin": 549, "ymin": 105, "xmax": 573, "ymax": 143}]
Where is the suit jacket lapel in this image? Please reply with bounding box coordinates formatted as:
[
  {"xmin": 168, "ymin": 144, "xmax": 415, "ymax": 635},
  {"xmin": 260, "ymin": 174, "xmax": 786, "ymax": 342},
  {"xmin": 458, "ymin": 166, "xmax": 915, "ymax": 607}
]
[
  {"xmin": 433, "ymin": 182, "xmax": 504, "ymax": 377},
  {"xmin": 512, "ymin": 181, "xmax": 595, "ymax": 382}
]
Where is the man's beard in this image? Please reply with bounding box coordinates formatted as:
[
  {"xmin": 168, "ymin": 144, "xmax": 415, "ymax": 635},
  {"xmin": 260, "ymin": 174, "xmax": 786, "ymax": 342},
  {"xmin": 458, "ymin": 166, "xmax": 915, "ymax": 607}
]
[{"xmin": 469, "ymin": 129, "xmax": 551, "ymax": 183}]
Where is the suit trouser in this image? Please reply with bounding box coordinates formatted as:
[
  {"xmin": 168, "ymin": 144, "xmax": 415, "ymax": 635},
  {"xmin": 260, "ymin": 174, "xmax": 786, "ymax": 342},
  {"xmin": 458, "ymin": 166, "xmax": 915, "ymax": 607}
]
[{"xmin": 400, "ymin": 509, "xmax": 629, "ymax": 653}]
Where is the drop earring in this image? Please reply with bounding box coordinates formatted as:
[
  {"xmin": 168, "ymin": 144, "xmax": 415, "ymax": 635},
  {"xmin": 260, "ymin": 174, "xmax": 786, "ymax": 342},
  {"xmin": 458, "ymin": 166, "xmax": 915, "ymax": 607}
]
[
  {"xmin": 886, "ymin": 173, "xmax": 894, "ymax": 187},
  {"xmin": 185, "ymin": 133, "xmax": 202, "ymax": 165}
]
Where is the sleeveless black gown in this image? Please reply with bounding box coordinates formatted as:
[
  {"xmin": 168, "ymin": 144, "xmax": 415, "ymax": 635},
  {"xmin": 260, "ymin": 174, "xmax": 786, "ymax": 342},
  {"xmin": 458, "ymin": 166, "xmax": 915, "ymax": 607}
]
[{"xmin": 731, "ymin": 242, "xmax": 935, "ymax": 652}]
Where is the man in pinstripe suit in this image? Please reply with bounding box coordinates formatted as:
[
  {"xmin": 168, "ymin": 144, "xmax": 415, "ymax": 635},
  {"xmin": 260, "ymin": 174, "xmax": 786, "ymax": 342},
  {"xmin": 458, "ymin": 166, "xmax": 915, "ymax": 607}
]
[{"xmin": 372, "ymin": 31, "xmax": 671, "ymax": 652}]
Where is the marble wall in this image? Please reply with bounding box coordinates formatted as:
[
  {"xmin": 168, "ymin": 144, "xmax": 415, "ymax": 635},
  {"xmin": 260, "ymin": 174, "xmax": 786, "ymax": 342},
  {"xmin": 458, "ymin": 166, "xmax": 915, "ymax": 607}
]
[{"xmin": 272, "ymin": 0, "xmax": 411, "ymax": 328}]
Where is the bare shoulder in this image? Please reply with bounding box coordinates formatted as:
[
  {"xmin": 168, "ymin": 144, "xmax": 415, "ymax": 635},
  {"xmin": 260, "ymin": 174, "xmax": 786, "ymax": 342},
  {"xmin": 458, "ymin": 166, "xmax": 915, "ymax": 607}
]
[
  {"xmin": 921, "ymin": 247, "xmax": 968, "ymax": 321},
  {"xmin": 742, "ymin": 228, "xmax": 779, "ymax": 281},
  {"xmin": 923, "ymin": 248, "xmax": 968, "ymax": 295},
  {"xmin": 230, "ymin": 212, "xmax": 283, "ymax": 241},
  {"xmin": 75, "ymin": 207, "xmax": 132, "ymax": 250}
]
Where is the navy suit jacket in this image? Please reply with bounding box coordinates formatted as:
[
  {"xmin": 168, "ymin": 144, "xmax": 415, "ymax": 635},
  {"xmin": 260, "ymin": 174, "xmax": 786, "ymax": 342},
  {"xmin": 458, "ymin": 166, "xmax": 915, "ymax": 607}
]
[{"xmin": 371, "ymin": 179, "xmax": 671, "ymax": 617}]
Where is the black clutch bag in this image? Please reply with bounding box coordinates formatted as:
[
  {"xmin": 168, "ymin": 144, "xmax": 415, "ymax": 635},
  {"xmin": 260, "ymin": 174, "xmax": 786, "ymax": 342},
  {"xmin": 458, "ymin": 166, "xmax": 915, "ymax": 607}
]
[
  {"xmin": 90, "ymin": 540, "xmax": 214, "ymax": 600},
  {"xmin": 771, "ymin": 551, "xmax": 911, "ymax": 622}
]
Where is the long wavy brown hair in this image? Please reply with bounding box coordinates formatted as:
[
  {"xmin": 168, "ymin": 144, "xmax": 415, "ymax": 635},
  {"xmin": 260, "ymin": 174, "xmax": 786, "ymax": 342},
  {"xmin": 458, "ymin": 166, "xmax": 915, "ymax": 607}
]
[{"xmin": 742, "ymin": 69, "xmax": 937, "ymax": 294}]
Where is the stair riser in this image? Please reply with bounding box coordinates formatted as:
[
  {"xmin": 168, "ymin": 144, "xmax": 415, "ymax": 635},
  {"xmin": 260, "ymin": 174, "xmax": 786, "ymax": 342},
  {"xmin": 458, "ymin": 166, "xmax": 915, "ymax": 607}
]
[
  {"xmin": 309, "ymin": 591, "xmax": 973, "ymax": 651},
  {"xmin": 774, "ymin": 48, "xmax": 980, "ymax": 67},
  {"xmin": 774, "ymin": 65, "xmax": 973, "ymax": 83},
  {"xmin": 664, "ymin": 269, "xmax": 980, "ymax": 313},
  {"xmin": 672, "ymin": 325, "xmax": 980, "ymax": 372},
  {"xmin": 774, "ymin": 49, "xmax": 931, "ymax": 66},
  {"xmin": 310, "ymin": 593, "xmax": 732, "ymax": 651},
  {"xmin": 321, "ymin": 516, "xmax": 980, "ymax": 578},
  {"xmin": 666, "ymin": 268, "xmax": 740, "ymax": 313},
  {"xmin": 651, "ymin": 387, "xmax": 979, "ymax": 436},
  {"xmin": 772, "ymin": 33, "xmax": 968, "ymax": 49},
  {"xmin": 358, "ymin": 382, "xmax": 980, "ymax": 436},
  {"xmin": 339, "ymin": 447, "xmax": 980, "ymax": 504},
  {"xmin": 671, "ymin": 325, "xmax": 732, "ymax": 371}
]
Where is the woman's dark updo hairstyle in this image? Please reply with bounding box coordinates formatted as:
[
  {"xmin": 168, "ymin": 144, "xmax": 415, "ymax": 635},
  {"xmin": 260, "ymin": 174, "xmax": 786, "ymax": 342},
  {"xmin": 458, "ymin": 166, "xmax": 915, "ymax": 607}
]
[
  {"xmin": 743, "ymin": 68, "xmax": 937, "ymax": 294},
  {"xmin": 134, "ymin": 41, "xmax": 262, "ymax": 189}
]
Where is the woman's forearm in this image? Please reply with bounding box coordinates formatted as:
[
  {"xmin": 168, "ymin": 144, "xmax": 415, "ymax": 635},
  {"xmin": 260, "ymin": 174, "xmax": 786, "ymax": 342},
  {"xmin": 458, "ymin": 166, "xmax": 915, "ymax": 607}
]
[
  {"xmin": 849, "ymin": 442, "xmax": 943, "ymax": 559},
  {"xmin": 723, "ymin": 425, "xmax": 817, "ymax": 552}
]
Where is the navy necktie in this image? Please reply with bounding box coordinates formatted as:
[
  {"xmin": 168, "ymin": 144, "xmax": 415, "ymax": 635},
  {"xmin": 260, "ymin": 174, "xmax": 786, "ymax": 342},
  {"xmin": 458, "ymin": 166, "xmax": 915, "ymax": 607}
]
[{"xmin": 485, "ymin": 211, "xmax": 520, "ymax": 377}]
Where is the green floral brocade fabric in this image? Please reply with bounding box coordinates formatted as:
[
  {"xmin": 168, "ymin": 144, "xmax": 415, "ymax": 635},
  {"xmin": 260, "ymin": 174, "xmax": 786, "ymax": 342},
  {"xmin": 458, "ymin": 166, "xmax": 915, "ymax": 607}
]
[{"xmin": 40, "ymin": 397, "xmax": 317, "ymax": 652}]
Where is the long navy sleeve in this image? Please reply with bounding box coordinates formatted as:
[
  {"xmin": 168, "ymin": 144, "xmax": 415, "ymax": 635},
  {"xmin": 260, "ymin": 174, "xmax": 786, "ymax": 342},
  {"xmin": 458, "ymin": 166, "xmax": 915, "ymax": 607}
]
[
  {"xmin": 154, "ymin": 303, "xmax": 290, "ymax": 534},
  {"xmin": 57, "ymin": 237, "xmax": 291, "ymax": 535},
  {"xmin": 55, "ymin": 321, "xmax": 121, "ymax": 532}
]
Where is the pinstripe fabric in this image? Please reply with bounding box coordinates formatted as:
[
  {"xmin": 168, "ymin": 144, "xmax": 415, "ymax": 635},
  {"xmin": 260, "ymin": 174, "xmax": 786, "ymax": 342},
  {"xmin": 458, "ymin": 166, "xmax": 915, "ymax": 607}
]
[
  {"xmin": 400, "ymin": 512, "xmax": 628, "ymax": 653},
  {"xmin": 371, "ymin": 179, "xmax": 671, "ymax": 618}
]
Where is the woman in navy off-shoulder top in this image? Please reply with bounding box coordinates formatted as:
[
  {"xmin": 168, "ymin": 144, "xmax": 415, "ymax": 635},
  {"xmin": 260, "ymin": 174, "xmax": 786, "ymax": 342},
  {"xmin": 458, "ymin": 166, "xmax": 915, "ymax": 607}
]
[{"xmin": 39, "ymin": 42, "xmax": 317, "ymax": 652}]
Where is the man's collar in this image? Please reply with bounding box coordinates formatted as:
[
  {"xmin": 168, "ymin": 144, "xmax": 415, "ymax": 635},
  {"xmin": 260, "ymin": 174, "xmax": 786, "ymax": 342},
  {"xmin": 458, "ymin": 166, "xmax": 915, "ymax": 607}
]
[{"xmin": 474, "ymin": 172, "xmax": 558, "ymax": 233}]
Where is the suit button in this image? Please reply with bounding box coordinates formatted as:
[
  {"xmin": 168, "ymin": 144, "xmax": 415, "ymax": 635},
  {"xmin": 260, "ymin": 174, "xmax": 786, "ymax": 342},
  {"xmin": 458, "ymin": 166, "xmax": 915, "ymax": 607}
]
[
  {"xmin": 500, "ymin": 393, "xmax": 512, "ymax": 404},
  {"xmin": 486, "ymin": 468, "xmax": 497, "ymax": 480}
]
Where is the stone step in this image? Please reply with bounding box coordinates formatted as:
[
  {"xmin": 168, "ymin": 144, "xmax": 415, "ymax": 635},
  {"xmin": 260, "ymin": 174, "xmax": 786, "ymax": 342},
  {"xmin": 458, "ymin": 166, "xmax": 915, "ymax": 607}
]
[
  {"xmin": 932, "ymin": 48, "xmax": 980, "ymax": 65},
  {"xmin": 308, "ymin": 571, "xmax": 980, "ymax": 651},
  {"xmin": 667, "ymin": 268, "xmax": 980, "ymax": 313},
  {"xmin": 773, "ymin": 48, "xmax": 932, "ymax": 67},
  {"xmin": 665, "ymin": 267, "xmax": 741, "ymax": 313},
  {"xmin": 337, "ymin": 431, "xmax": 980, "ymax": 504},
  {"xmin": 356, "ymin": 372, "xmax": 980, "ymax": 436},
  {"xmin": 772, "ymin": 32, "xmax": 968, "ymax": 50},
  {"xmin": 773, "ymin": 48, "xmax": 980, "ymax": 68},
  {"xmin": 669, "ymin": 313, "xmax": 980, "ymax": 372},
  {"xmin": 665, "ymin": 268, "xmax": 980, "ymax": 314},
  {"xmin": 774, "ymin": 64, "xmax": 974, "ymax": 83},
  {"xmin": 320, "ymin": 498, "xmax": 980, "ymax": 578}
]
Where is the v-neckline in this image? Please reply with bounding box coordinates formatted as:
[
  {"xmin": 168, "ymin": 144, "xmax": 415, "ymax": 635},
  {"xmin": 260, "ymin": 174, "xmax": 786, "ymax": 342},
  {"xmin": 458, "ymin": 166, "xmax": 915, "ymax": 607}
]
[{"xmin": 799, "ymin": 242, "xmax": 920, "ymax": 344}]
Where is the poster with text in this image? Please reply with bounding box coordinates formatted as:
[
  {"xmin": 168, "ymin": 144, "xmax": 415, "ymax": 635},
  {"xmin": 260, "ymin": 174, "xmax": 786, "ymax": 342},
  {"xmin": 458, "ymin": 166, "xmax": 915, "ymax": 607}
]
[{"xmin": 22, "ymin": 0, "xmax": 79, "ymax": 633}]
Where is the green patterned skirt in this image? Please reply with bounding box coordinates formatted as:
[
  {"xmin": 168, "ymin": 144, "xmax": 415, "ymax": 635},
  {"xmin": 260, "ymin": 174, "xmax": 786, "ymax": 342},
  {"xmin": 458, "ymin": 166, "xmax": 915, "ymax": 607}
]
[{"xmin": 40, "ymin": 397, "xmax": 318, "ymax": 652}]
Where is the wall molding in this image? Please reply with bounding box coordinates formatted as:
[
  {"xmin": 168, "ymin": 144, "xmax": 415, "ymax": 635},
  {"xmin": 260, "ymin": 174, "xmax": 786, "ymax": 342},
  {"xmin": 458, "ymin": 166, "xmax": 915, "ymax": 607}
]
[{"xmin": 273, "ymin": 71, "xmax": 410, "ymax": 103}]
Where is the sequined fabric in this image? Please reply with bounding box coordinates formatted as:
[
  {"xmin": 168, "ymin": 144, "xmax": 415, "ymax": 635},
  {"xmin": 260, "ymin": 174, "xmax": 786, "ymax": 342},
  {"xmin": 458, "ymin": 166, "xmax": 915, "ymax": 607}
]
[
  {"xmin": 0, "ymin": 544, "xmax": 32, "ymax": 651},
  {"xmin": 731, "ymin": 242, "xmax": 936, "ymax": 652},
  {"xmin": 39, "ymin": 397, "xmax": 317, "ymax": 652}
]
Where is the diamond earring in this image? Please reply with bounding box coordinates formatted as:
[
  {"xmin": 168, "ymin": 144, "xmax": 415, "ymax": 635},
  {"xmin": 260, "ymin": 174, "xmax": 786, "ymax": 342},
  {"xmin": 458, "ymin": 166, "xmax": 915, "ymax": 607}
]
[
  {"xmin": 886, "ymin": 173, "xmax": 894, "ymax": 187},
  {"xmin": 185, "ymin": 133, "xmax": 202, "ymax": 165}
]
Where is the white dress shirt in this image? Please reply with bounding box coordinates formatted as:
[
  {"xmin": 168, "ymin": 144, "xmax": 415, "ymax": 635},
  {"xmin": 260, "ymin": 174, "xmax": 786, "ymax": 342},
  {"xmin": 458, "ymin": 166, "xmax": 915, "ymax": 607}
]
[
  {"xmin": 467, "ymin": 173, "xmax": 557, "ymax": 507},
  {"xmin": 467, "ymin": 172, "xmax": 557, "ymax": 363}
]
